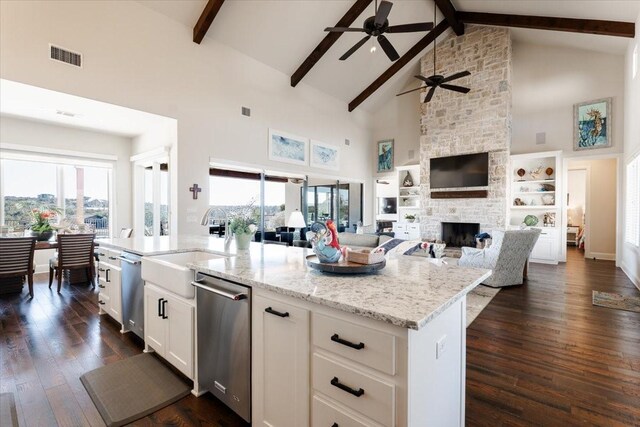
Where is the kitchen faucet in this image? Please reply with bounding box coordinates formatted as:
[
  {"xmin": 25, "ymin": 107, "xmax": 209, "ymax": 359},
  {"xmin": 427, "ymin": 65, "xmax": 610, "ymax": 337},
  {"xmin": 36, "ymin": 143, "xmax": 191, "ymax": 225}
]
[{"xmin": 201, "ymin": 207, "xmax": 232, "ymax": 250}]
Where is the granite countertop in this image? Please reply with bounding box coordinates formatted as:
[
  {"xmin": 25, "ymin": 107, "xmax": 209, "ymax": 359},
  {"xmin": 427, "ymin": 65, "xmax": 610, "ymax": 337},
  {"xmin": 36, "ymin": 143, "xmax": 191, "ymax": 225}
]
[{"xmin": 97, "ymin": 235, "xmax": 491, "ymax": 330}]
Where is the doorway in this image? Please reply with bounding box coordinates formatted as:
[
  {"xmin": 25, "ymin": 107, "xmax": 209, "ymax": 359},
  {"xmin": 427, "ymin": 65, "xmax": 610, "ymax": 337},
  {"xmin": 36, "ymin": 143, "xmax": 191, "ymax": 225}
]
[{"xmin": 563, "ymin": 156, "xmax": 619, "ymax": 262}]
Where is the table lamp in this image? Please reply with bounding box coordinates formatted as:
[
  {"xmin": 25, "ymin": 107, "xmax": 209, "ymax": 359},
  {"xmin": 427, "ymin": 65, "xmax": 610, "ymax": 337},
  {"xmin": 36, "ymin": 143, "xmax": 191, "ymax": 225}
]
[{"xmin": 287, "ymin": 210, "xmax": 306, "ymax": 241}]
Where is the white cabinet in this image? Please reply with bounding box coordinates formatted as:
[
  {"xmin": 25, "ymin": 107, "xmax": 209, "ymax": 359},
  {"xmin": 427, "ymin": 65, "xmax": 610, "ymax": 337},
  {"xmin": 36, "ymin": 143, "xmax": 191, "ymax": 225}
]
[
  {"xmin": 252, "ymin": 294, "xmax": 309, "ymax": 427},
  {"xmin": 392, "ymin": 223, "xmax": 420, "ymax": 240},
  {"xmin": 530, "ymin": 228, "xmax": 560, "ymax": 264},
  {"xmin": 97, "ymin": 248, "xmax": 123, "ymax": 327},
  {"xmin": 144, "ymin": 283, "xmax": 195, "ymax": 379}
]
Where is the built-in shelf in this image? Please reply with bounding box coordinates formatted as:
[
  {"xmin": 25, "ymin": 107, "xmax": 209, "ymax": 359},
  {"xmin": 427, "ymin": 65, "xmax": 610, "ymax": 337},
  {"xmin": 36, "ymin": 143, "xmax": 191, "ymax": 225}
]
[
  {"xmin": 399, "ymin": 195, "xmax": 420, "ymax": 198},
  {"xmin": 513, "ymin": 191, "xmax": 555, "ymax": 195},
  {"xmin": 511, "ymin": 205, "xmax": 557, "ymax": 210},
  {"xmin": 512, "ymin": 179, "xmax": 555, "ymax": 185}
]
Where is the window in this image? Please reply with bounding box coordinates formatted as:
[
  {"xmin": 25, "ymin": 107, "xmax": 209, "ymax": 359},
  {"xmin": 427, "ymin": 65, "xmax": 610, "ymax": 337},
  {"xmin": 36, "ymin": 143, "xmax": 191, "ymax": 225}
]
[
  {"xmin": 626, "ymin": 154, "xmax": 640, "ymax": 247},
  {"xmin": 1, "ymin": 157, "xmax": 113, "ymax": 237}
]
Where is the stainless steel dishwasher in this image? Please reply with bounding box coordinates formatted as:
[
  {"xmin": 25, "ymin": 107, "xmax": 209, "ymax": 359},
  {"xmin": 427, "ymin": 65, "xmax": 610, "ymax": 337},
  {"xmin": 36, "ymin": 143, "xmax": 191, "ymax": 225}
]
[
  {"xmin": 119, "ymin": 252, "xmax": 144, "ymax": 339},
  {"xmin": 192, "ymin": 272, "xmax": 251, "ymax": 423}
]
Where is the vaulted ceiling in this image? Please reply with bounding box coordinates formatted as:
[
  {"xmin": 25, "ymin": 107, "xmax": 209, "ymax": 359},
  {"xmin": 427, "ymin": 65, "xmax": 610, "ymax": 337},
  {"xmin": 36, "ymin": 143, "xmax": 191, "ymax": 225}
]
[{"xmin": 138, "ymin": 0, "xmax": 639, "ymax": 112}]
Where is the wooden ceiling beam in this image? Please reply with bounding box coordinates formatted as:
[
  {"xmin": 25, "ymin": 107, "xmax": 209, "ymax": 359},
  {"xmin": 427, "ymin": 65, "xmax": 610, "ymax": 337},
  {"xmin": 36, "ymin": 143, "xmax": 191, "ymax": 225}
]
[
  {"xmin": 457, "ymin": 12, "xmax": 635, "ymax": 38},
  {"xmin": 434, "ymin": 0, "xmax": 464, "ymax": 36},
  {"xmin": 193, "ymin": 0, "xmax": 226, "ymax": 44},
  {"xmin": 348, "ymin": 20, "xmax": 449, "ymax": 112},
  {"xmin": 291, "ymin": 0, "xmax": 373, "ymax": 87}
]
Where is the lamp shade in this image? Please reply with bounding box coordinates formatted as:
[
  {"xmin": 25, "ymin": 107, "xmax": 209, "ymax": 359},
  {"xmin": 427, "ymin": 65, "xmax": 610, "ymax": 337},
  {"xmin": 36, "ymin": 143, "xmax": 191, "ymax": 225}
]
[{"xmin": 287, "ymin": 211, "xmax": 306, "ymax": 228}]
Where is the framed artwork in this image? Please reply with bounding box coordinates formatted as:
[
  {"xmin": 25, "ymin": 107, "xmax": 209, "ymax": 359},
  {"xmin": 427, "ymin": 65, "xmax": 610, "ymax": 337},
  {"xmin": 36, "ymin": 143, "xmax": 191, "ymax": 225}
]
[
  {"xmin": 310, "ymin": 140, "xmax": 340, "ymax": 171},
  {"xmin": 377, "ymin": 139, "xmax": 394, "ymax": 173},
  {"xmin": 574, "ymin": 98, "xmax": 612, "ymax": 151},
  {"xmin": 268, "ymin": 129, "xmax": 308, "ymax": 166}
]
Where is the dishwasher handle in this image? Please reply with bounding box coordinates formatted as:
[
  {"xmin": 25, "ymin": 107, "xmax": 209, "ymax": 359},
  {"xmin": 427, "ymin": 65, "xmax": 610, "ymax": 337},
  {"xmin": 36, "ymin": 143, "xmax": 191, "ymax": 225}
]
[
  {"xmin": 192, "ymin": 280, "xmax": 248, "ymax": 301},
  {"xmin": 118, "ymin": 256, "xmax": 141, "ymax": 265}
]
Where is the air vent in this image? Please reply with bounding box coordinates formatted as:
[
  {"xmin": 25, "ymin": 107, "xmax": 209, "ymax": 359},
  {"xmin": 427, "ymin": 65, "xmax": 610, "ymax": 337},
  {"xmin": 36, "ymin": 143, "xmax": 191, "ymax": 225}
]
[
  {"xmin": 344, "ymin": 139, "xmax": 350, "ymax": 146},
  {"xmin": 49, "ymin": 44, "xmax": 82, "ymax": 67},
  {"xmin": 241, "ymin": 107, "xmax": 251, "ymax": 117}
]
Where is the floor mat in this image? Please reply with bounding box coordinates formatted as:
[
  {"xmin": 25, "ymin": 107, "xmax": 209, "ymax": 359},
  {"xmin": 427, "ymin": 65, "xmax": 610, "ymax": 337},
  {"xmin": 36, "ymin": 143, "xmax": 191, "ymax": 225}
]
[
  {"xmin": 80, "ymin": 353, "xmax": 190, "ymax": 427},
  {"xmin": 592, "ymin": 291, "xmax": 640, "ymax": 313}
]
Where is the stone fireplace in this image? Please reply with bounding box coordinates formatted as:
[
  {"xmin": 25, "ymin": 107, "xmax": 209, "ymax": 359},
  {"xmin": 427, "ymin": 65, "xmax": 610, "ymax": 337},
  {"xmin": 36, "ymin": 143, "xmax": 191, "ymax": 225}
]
[
  {"xmin": 419, "ymin": 25, "xmax": 512, "ymax": 240},
  {"xmin": 441, "ymin": 222, "xmax": 480, "ymax": 248}
]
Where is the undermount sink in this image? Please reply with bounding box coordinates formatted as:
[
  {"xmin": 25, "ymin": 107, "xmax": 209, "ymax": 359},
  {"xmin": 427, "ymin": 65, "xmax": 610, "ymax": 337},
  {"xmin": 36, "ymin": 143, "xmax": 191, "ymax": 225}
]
[{"xmin": 141, "ymin": 251, "xmax": 226, "ymax": 299}]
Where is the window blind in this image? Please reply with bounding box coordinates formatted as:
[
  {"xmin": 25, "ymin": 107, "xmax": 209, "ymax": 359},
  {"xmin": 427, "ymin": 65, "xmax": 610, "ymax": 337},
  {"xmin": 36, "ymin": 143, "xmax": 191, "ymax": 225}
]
[{"xmin": 626, "ymin": 155, "xmax": 640, "ymax": 247}]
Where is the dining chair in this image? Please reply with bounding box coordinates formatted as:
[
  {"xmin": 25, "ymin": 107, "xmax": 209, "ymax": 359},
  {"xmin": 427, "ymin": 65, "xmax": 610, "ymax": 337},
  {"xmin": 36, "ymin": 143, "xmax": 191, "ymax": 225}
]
[
  {"xmin": 49, "ymin": 233, "xmax": 96, "ymax": 292},
  {"xmin": 0, "ymin": 237, "xmax": 37, "ymax": 298}
]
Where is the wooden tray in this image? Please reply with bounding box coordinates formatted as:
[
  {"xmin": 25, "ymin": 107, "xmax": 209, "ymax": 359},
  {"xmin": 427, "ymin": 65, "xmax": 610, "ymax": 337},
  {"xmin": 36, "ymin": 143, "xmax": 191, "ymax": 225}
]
[{"xmin": 306, "ymin": 255, "xmax": 386, "ymax": 274}]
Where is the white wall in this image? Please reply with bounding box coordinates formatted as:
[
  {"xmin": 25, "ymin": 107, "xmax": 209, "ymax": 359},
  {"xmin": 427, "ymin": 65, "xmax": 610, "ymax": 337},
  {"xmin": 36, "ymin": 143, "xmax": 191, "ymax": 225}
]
[
  {"xmin": 0, "ymin": 0, "xmax": 374, "ymax": 235},
  {"xmin": 622, "ymin": 13, "xmax": 640, "ymax": 289},
  {"xmin": 567, "ymin": 169, "xmax": 586, "ymax": 226},
  {"xmin": 512, "ymin": 42, "xmax": 625, "ymax": 156},
  {"xmin": 567, "ymin": 158, "xmax": 617, "ymax": 259}
]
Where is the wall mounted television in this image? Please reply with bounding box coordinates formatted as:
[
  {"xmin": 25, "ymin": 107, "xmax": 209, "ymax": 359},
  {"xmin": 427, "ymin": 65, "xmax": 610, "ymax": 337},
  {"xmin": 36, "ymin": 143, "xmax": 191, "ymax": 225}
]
[{"xmin": 430, "ymin": 152, "xmax": 489, "ymax": 189}]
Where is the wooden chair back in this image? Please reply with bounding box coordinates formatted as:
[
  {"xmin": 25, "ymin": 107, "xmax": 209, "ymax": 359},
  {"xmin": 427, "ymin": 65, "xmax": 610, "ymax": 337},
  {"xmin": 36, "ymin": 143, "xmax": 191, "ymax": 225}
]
[
  {"xmin": 0, "ymin": 237, "xmax": 36, "ymax": 278},
  {"xmin": 58, "ymin": 234, "xmax": 95, "ymax": 269}
]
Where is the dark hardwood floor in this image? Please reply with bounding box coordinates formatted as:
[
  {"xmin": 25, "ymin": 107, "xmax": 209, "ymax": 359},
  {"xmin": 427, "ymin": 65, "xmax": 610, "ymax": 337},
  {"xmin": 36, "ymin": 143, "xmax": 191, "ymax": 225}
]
[
  {"xmin": 466, "ymin": 247, "xmax": 640, "ymax": 426},
  {"xmin": 0, "ymin": 273, "xmax": 248, "ymax": 427},
  {"xmin": 1, "ymin": 247, "xmax": 638, "ymax": 426}
]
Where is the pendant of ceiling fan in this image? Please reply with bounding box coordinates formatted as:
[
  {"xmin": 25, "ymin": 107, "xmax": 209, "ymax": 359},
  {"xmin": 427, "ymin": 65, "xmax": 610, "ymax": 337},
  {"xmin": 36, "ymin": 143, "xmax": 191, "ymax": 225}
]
[
  {"xmin": 325, "ymin": 0, "xmax": 434, "ymax": 62},
  {"xmin": 396, "ymin": 2, "xmax": 470, "ymax": 102}
]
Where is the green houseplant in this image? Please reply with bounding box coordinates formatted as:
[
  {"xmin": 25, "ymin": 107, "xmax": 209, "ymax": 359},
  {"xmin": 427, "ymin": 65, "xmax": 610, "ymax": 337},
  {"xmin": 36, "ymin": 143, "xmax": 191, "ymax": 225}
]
[
  {"xmin": 229, "ymin": 213, "xmax": 258, "ymax": 250},
  {"xmin": 404, "ymin": 213, "xmax": 416, "ymax": 223},
  {"xmin": 29, "ymin": 207, "xmax": 61, "ymax": 241}
]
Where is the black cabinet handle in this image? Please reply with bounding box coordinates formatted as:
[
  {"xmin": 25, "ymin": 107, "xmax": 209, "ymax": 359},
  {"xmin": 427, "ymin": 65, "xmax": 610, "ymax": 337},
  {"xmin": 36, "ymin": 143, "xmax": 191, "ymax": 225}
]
[
  {"xmin": 108, "ymin": 256, "xmax": 117, "ymax": 260},
  {"xmin": 265, "ymin": 307, "xmax": 289, "ymax": 318},
  {"xmin": 98, "ymin": 267, "xmax": 106, "ymax": 272},
  {"xmin": 161, "ymin": 300, "xmax": 168, "ymax": 319},
  {"xmin": 105, "ymin": 269, "xmax": 111, "ymax": 283},
  {"xmin": 158, "ymin": 298, "xmax": 163, "ymax": 317},
  {"xmin": 98, "ymin": 284, "xmax": 105, "ymax": 289},
  {"xmin": 98, "ymin": 300, "xmax": 105, "ymax": 305},
  {"xmin": 331, "ymin": 334, "xmax": 365, "ymax": 350},
  {"xmin": 330, "ymin": 377, "xmax": 364, "ymax": 397}
]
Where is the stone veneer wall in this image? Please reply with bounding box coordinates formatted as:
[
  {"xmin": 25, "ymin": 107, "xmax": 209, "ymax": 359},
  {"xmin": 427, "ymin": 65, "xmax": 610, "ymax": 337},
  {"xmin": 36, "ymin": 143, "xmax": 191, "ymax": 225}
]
[{"xmin": 419, "ymin": 25, "xmax": 512, "ymax": 240}]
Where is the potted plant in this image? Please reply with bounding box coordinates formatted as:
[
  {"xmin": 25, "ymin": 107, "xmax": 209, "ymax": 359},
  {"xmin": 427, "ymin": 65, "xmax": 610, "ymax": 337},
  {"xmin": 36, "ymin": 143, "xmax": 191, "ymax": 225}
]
[
  {"xmin": 404, "ymin": 213, "xmax": 416, "ymax": 223},
  {"xmin": 229, "ymin": 213, "xmax": 258, "ymax": 250},
  {"xmin": 29, "ymin": 207, "xmax": 61, "ymax": 241}
]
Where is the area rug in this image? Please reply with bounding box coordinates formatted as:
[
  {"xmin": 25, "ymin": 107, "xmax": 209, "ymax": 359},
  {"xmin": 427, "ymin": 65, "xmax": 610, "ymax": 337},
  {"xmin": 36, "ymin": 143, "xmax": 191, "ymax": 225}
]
[
  {"xmin": 592, "ymin": 291, "xmax": 640, "ymax": 313},
  {"xmin": 80, "ymin": 353, "xmax": 190, "ymax": 427},
  {"xmin": 466, "ymin": 285, "xmax": 500, "ymax": 327},
  {"xmin": 0, "ymin": 392, "xmax": 19, "ymax": 427}
]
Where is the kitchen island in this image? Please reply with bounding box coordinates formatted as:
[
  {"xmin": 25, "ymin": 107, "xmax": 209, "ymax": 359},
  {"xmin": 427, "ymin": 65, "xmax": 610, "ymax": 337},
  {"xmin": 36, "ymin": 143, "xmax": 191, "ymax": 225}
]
[{"xmin": 97, "ymin": 235, "xmax": 491, "ymax": 427}]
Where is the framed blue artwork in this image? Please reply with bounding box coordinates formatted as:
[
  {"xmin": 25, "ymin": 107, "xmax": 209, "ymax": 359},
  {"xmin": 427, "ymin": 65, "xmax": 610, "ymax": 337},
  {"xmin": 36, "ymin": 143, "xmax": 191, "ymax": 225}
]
[
  {"xmin": 377, "ymin": 139, "xmax": 394, "ymax": 173},
  {"xmin": 574, "ymin": 98, "xmax": 612, "ymax": 151}
]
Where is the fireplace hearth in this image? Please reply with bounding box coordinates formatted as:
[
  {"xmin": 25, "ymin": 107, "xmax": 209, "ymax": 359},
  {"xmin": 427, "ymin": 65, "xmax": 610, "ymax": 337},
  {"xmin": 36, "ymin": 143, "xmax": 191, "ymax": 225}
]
[{"xmin": 442, "ymin": 222, "xmax": 480, "ymax": 248}]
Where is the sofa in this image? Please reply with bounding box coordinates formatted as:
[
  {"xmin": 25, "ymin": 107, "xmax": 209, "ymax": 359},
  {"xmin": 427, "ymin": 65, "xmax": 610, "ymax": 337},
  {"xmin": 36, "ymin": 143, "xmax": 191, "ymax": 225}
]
[{"xmin": 337, "ymin": 232, "xmax": 393, "ymax": 250}]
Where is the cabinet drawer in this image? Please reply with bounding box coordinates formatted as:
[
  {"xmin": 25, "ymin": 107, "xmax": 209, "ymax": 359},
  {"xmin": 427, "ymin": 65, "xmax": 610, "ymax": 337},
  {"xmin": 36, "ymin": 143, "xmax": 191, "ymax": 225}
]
[
  {"xmin": 312, "ymin": 313, "xmax": 395, "ymax": 375},
  {"xmin": 312, "ymin": 395, "xmax": 378, "ymax": 427},
  {"xmin": 393, "ymin": 224, "xmax": 406, "ymax": 232},
  {"xmin": 98, "ymin": 292, "xmax": 109, "ymax": 309},
  {"xmin": 407, "ymin": 224, "xmax": 420, "ymax": 231},
  {"xmin": 312, "ymin": 353, "xmax": 394, "ymax": 427}
]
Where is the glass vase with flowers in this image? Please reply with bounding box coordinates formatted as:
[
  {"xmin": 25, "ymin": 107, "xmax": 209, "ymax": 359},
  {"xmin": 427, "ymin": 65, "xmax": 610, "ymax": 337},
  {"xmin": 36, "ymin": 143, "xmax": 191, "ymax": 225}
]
[{"xmin": 29, "ymin": 207, "xmax": 61, "ymax": 241}]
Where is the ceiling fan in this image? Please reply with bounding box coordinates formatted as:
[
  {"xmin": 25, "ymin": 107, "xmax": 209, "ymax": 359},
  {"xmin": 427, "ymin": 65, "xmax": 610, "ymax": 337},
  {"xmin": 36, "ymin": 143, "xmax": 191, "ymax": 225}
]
[
  {"xmin": 396, "ymin": 2, "xmax": 470, "ymax": 102},
  {"xmin": 325, "ymin": 0, "xmax": 433, "ymax": 62}
]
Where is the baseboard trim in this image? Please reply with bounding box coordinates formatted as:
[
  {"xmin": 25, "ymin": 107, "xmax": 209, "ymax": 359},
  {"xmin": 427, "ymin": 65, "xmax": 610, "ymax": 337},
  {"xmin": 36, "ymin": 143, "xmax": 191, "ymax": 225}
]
[
  {"xmin": 35, "ymin": 264, "xmax": 49, "ymax": 274},
  {"xmin": 621, "ymin": 262, "xmax": 640, "ymax": 291},
  {"xmin": 586, "ymin": 252, "xmax": 616, "ymax": 261}
]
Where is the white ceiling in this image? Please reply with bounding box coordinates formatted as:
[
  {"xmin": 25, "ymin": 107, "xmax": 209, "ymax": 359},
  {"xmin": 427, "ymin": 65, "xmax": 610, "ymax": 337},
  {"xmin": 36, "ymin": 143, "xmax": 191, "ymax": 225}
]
[
  {"xmin": 138, "ymin": 0, "xmax": 639, "ymax": 112},
  {"xmin": 0, "ymin": 79, "xmax": 175, "ymax": 138}
]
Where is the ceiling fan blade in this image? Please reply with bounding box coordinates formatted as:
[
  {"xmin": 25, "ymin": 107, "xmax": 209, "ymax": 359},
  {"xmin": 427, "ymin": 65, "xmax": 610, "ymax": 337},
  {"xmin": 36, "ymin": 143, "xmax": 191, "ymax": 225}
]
[
  {"xmin": 440, "ymin": 84, "xmax": 471, "ymax": 93},
  {"xmin": 441, "ymin": 71, "xmax": 471, "ymax": 83},
  {"xmin": 387, "ymin": 22, "xmax": 434, "ymax": 33},
  {"xmin": 339, "ymin": 35, "xmax": 371, "ymax": 60},
  {"xmin": 377, "ymin": 35, "xmax": 399, "ymax": 61},
  {"xmin": 374, "ymin": 0, "xmax": 393, "ymax": 27},
  {"xmin": 396, "ymin": 86, "xmax": 425, "ymax": 96},
  {"xmin": 424, "ymin": 86, "xmax": 437, "ymax": 103},
  {"xmin": 325, "ymin": 27, "xmax": 365, "ymax": 33},
  {"xmin": 414, "ymin": 75, "xmax": 435, "ymax": 86}
]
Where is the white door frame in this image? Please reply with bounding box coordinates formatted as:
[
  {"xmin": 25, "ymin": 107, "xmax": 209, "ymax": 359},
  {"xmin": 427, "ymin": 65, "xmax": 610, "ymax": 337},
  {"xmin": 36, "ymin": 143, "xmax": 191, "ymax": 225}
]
[{"xmin": 560, "ymin": 153, "xmax": 623, "ymax": 265}]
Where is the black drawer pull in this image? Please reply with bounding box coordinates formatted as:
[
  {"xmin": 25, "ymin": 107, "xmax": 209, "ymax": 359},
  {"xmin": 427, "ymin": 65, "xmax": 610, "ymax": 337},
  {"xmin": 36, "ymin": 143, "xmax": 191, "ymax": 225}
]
[
  {"xmin": 108, "ymin": 256, "xmax": 118, "ymax": 260},
  {"xmin": 161, "ymin": 299, "xmax": 168, "ymax": 319},
  {"xmin": 98, "ymin": 267, "xmax": 106, "ymax": 272},
  {"xmin": 331, "ymin": 334, "xmax": 365, "ymax": 350},
  {"xmin": 331, "ymin": 376, "xmax": 364, "ymax": 397},
  {"xmin": 98, "ymin": 284, "xmax": 105, "ymax": 289},
  {"xmin": 265, "ymin": 307, "xmax": 289, "ymax": 318},
  {"xmin": 105, "ymin": 269, "xmax": 111, "ymax": 283},
  {"xmin": 98, "ymin": 300, "xmax": 105, "ymax": 305},
  {"xmin": 158, "ymin": 298, "xmax": 164, "ymax": 317}
]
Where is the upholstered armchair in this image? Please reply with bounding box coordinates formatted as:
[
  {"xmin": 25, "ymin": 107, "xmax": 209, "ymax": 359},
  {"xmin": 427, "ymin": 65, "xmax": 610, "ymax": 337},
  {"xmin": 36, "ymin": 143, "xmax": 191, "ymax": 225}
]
[{"xmin": 458, "ymin": 229, "xmax": 541, "ymax": 288}]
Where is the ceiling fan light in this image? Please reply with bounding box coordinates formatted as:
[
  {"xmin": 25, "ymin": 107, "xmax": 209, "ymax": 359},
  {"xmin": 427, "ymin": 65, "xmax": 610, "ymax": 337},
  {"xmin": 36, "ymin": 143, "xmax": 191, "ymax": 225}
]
[{"xmin": 370, "ymin": 45, "xmax": 377, "ymax": 53}]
